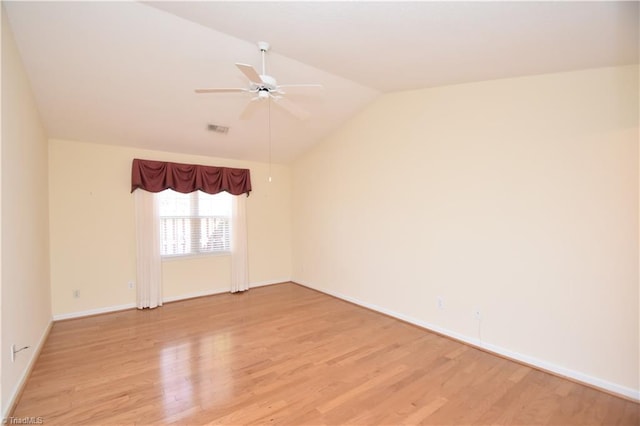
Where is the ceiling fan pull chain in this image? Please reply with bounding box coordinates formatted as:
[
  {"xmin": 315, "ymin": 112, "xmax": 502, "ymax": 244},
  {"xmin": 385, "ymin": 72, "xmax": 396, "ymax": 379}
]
[{"xmin": 268, "ymin": 97, "xmax": 272, "ymax": 183}]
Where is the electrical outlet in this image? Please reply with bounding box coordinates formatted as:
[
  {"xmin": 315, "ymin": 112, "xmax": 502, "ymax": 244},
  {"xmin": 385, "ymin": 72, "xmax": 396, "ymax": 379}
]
[
  {"xmin": 10, "ymin": 344, "xmax": 15, "ymax": 362},
  {"xmin": 128, "ymin": 281, "xmax": 135, "ymax": 289},
  {"xmin": 437, "ymin": 297, "xmax": 444, "ymax": 310},
  {"xmin": 474, "ymin": 309, "xmax": 482, "ymax": 320},
  {"xmin": 73, "ymin": 289, "xmax": 80, "ymax": 298}
]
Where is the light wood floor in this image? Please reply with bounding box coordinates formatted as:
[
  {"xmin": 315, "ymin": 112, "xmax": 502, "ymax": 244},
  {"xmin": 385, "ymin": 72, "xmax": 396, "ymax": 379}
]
[{"xmin": 14, "ymin": 283, "xmax": 639, "ymax": 425}]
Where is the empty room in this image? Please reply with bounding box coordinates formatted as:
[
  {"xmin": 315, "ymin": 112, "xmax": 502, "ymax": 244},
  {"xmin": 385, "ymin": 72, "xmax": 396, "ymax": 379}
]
[{"xmin": 1, "ymin": 1, "xmax": 638, "ymax": 425}]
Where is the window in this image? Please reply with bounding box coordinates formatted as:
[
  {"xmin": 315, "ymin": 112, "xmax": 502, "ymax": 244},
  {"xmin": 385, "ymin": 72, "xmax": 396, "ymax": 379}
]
[{"xmin": 158, "ymin": 189, "xmax": 232, "ymax": 257}]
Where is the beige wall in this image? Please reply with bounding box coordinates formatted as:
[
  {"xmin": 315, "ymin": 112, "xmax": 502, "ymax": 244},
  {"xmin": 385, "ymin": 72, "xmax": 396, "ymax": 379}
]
[
  {"xmin": 1, "ymin": 8, "xmax": 52, "ymax": 415},
  {"xmin": 291, "ymin": 65, "xmax": 639, "ymax": 397},
  {"xmin": 4, "ymin": 11, "xmax": 638, "ymax": 405},
  {"xmin": 49, "ymin": 139, "xmax": 292, "ymax": 317}
]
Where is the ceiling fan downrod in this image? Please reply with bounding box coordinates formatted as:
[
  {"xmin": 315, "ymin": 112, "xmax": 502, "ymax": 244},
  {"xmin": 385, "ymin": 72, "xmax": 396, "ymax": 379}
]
[{"xmin": 258, "ymin": 41, "xmax": 270, "ymax": 77}]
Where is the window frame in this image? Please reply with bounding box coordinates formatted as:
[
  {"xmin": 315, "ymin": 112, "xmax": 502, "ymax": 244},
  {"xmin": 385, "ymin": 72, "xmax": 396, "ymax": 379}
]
[{"xmin": 158, "ymin": 190, "xmax": 232, "ymax": 259}]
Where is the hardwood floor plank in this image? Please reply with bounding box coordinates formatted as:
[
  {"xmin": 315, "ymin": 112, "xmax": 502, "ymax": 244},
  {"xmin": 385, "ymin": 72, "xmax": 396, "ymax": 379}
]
[
  {"xmin": 402, "ymin": 396, "xmax": 449, "ymax": 425},
  {"xmin": 12, "ymin": 283, "xmax": 639, "ymax": 425}
]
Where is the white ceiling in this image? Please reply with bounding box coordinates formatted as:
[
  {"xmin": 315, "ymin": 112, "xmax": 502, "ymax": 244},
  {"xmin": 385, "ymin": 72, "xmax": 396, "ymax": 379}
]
[{"xmin": 4, "ymin": 1, "xmax": 638, "ymax": 164}]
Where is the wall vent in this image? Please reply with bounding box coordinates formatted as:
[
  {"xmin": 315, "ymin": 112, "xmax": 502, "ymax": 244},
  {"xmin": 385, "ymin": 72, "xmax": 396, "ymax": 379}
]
[{"xmin": 207, "ymin": 124, "xmax": 229, "ymax": 134}]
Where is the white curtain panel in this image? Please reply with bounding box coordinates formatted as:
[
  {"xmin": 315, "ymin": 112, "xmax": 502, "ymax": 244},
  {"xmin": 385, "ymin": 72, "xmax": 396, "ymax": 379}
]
[
  {"xmin": 231, "ymin": 194, "xmax": 249, "ymax": 293},
  {"xmin": 134, "ymin": 189, "xmax": 163, "ymax": 309}
]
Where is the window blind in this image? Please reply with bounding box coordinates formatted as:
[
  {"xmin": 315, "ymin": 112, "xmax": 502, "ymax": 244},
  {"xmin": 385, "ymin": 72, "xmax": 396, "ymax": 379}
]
[{"xmin": 157, "ymin": 189, "xmax": 232, "ymax": 257}]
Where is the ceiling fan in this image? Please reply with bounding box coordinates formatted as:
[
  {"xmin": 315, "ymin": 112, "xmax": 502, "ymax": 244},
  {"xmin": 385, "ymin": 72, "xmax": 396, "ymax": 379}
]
[{"xmin": 195, "ymin": 41, "xmax": 323, "ymax": 120}]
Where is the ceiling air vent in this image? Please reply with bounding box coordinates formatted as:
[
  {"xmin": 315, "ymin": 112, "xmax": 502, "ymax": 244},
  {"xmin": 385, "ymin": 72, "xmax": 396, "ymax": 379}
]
[{"xmin": 207, "ymin": 124, "xmax": 229, "ymax": 134}]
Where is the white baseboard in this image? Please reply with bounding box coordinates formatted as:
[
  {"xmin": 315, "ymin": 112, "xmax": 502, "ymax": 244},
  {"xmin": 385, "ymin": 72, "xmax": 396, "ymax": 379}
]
[
  {"xmin": 163, "ymin": 279, "xmax": 290, "ymax": 301},
  {"xmin": 294, "ymin": 280, "xmax": 640, "ymax": 402},
  {"xmin": 2, "ymin": 319, "xmax": 53, "ymax": 418},
  {"xmin": 250, "ymin": 278, "xmax": 291, "ymax": 288},
  {"xmin": 53, "ymin": 302, "xmax": 137, "ymax": 321},
  {"xmin": 163, "ymin": 288, "xmax": 228, "ymax": 303},
  {"xmin": 53, "ymin": 290, "xmax": 229, "ymax": 320},
  {"xmin": 52, "ymin": 279, "xmax": 292, "ymax": 321}
]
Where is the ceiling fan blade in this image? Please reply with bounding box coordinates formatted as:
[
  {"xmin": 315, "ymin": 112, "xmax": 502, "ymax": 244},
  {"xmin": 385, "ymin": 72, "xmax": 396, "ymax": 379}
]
[
  {"xmin": 239, "ymin": 98, "xmax": 261, "ymax": 120},
  {"xmin": 275, "ymin": 84, "xmax": 324, "ymax": 96},
  {"xmin": 195, "ymin": 88, "xmax": 249, "ymax": 94},
  {"xmin": 272, "ymin": 96, "xmax": 310, "ymax": 120},
  {"xmin": 277, "ymin": 84, "xmax": 324, "ymax": 89},
  {"xmin": 235, "ymin": 63, "xmax": 263, "ymax": 84}
]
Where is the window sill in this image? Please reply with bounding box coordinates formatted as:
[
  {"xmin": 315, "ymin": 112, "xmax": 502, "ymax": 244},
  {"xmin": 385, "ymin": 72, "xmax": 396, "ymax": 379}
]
[{"xmin": 161, "ymin": 251, "xmax": 231, "ymax": 262}]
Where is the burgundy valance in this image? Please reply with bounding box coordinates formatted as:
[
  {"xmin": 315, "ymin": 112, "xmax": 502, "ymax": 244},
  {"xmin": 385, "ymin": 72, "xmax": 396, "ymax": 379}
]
[{"xmin": 131, "ymin": 158, "xmax": 251, "ymax": 196}]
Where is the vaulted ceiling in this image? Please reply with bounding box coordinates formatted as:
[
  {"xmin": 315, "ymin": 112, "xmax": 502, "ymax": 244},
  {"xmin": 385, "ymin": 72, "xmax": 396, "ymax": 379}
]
[{"xmin": 4, "ymin": 1, "xmax": 638, "ymax": 163}]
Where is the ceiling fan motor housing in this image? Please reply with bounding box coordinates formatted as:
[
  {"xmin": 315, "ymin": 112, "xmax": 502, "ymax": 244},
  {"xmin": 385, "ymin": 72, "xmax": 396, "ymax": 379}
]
[{"xmin": 259, "ymin": 74, "xmax": 277, "ymax": 91}]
